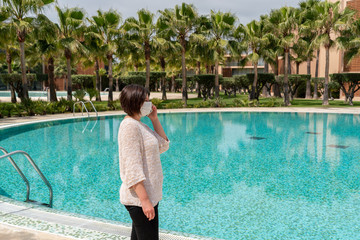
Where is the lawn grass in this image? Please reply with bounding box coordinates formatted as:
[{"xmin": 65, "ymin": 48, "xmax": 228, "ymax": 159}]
[{"xmin": 150, "ymin": 92, "xmax": 360, "ymax": 108}]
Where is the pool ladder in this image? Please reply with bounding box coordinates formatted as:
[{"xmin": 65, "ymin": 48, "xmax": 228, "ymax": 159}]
[
  {"xmin": 73, "ymin": 101, "xmax": 98, "ymax": 118},
  {"xmin": 0, "ymin": 147, "xmax": 53, "ymax": 208}
]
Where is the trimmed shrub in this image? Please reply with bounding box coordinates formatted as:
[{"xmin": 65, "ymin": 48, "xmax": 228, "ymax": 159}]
[
  {"xmin": 222, "ymin": 77, "xmax": 237, "ymax": 96},
  {"xmin": 331, "ymin": 73, "xmax": 360, "ymax": 105},
  {"xmin": 0, "ymin": 73, "xmax": 37, "ymax": 99},
  {"xmin": 127, "ymin": 72, "xmax": 166, "ymax": 90},
  {"xmin": 278, "ymin": 74, "xmax": 311, "ymax": 100},
  {"xmin": 72, "ymin": 75, "xmax": 96, "ymax": 89},
  {"xmin": 121, "ymin": 75, "xmax": 146, "ymax": 86},
  {"xmin": 193, "ymin": 74, "xmax": 223, "ymax": 100},
  {"xmin": 234, "ymin": 75, "xmax": 251, "ymax": 93},
  {"xmin": 247, "ymin": 73, "xmax": 276, "ymax": 99}
]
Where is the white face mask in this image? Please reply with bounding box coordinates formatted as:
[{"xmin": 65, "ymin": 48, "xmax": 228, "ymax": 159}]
[{"xmin": 140, "ymin": 101, "xmax": 153, "ymax": 117}]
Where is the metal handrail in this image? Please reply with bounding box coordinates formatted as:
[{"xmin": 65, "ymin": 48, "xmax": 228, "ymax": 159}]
[
  {"xmin": 73, "ymin": 100, "xmax": 98, "ymax": 117},
  {"xmin": 73, "ymin": 101, "xmax": 89, "ymax": 117},
  {"xmin": 0, "ymin": 149, "xmax": 53, "ymax": 208},
  {"xmin": 0, "ymin": 147, "xmax": 31, "ymax": 203},
  {"xmin": 85, "ymin": 100, "xmax": 98, "ymax": 117}
]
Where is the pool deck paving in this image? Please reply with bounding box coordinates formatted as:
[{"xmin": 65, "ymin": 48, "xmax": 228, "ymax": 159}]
[{"xmin": 0, "ymin": 105, "xmax": 360, "ymax": 239}]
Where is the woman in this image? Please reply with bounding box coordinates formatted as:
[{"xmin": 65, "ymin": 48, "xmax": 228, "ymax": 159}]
[{"xmin": 118, "ymin": 84, "xmax": 170, "ymax": 240}]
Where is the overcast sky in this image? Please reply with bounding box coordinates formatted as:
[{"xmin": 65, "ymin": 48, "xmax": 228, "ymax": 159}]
[{"xmin": 44, "ymin": 0, "xmax": 302, "ymax": 24}]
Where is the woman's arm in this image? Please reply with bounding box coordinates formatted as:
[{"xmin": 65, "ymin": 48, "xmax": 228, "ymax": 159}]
[
  {"xmin": 148, "ymin": 105, "xmax": 168, "ymax": 141},
  {"xmin": 132, "ymin": 181, "xmax": 155, "ymax": 221}
]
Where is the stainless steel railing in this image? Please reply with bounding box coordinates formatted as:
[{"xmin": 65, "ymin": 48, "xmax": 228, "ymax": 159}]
[
  {"xmin": 0, "ymin": 147, "xmax": 53, "ymax": 208},
  {"xmin": 73, "ymin": 100, "xmax": 98, "ymax": 117}
]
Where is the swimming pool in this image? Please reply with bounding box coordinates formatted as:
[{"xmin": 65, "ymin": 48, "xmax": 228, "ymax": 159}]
[
  {"xmin": 1, "ymin": 112, "xmax": 360, "ymax": 239},
  {"xmin": 0, "ymin": 91, "xmax": 108, "ymax": 98}
]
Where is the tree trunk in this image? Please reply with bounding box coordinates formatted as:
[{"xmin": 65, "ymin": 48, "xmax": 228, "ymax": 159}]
[
  {"xmin": 181, "ymin": 38, "xmax": 187, "ymax": 106},
  {"xmin": 19, "ymin": 41, "xmax": 29, "ymax": 101},
  {"xmin": 264, "ymin": 62, "xmax": 269, "ymax": 73},
  {"xmin": 48, "ymin": 57, "xmax": 57, "ymax": 102},
  {"xmin": 284, "ymin": 49, "xmax": 291, "ymax": 106},
  {"xmin": 107, "ymin": 55, "xmax": 114, "ymax": 104},
  {"xmin": 288, "ymin": 57, "xmax": 292, "ymax": 74},
  {"xmin": 196, "ymin": 61, "xmax": 201, "ymax": 98},
  {"xmin": 42, "ymin": 55, "xmax": 46, "ymax": 90},
  {"xmin": 95, "ymin": 59, "xmax": 101, "ymax": 101},
  {"xmin": 66, "ymin": 56, "xmax": 72, "ymax": 101},
  {"xmin": 305, "ymin": 58, "xmax": 311, "ymax": 99},
  {"xmin": 250, "ymin": 62, "xmax": 258, "ymax": 100},
  {"xmin": 160, "ymin": 57, "xmax": 167, "ymax": 100},
  {"xmin": 215, "ymin": 59, "xmax": 219, "ymax": 98},
  {"xmin": 145, "ymin": 42, "xmax": 151, "ymax": 90},
  {"xmin": 323, "ymin": 46, "xmax": 330, "ymax": 105},
  {"xmin": 6, "ymin": 50, "xmax": 16, "ymax": 103},
  {"xmin": 115, "ymin": 78, "xmax": 119, "ymax": 92},
  {"xmin": 296, "ymin": 63, "xmax": 300, "ymax": 74},
  {"xmin": 171, "ymin": 75, "xmax": 175, "ymax": 92},
  {"xmin": 64, "ymin": 48, "xmax": 72, "ymax": 101},
  {"xmin": 314, "ymin": 49, "xmax": 320, "ymax": 99}
]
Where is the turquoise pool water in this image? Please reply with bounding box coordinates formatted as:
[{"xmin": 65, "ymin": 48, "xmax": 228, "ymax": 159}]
[
  {"xmin": 0, "ymin": 91, "xmax": 107, "ymax": 97},
  {"xmin": 1, "ymin": 112, "xmax": 360, "ymax": 239}
]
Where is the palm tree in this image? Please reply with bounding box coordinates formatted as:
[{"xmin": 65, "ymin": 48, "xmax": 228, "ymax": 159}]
[
  {"xmin": 88, "ymin": 9, "xmax": 121, "ymax": 104},
  {"xmin": 206, "ymin": 10, "xmax": 236, "ymax": 98},
  {"xmin": 2, "ymin": 0, "xmax": 55, "ymax": 101},
  {"xmin": 338, "ymin": 18, "xmax": 360, "ymax": 69},
  {"xmin": 158, "ymin": 3, "xmax": 198, "ymax": 106},
  {"xmin": 314, "ymin": 1, "xmax": 354, "ymax": 105},
  {"xmin": 85, "ymin": 18, "xmax": 107, "ymax": 101},
  {"xmin": 237, "ymin": 20, "xmax": 269, "ymax": 100},
  {"xmin": 32, "ymin": 14, "xmax": 58, "ymax": 102},
  {"xmin": 121, "ymin": 41, "xmax": 145, "ymax": 72},
  {"xmin": 56, "ymin": 6, "xmax": 86, "ymax": 101},
  {"xmin": 0, "ymin": 20, "xmax": 18, "ymax": 102},
  {"xmin": 268, "ymin": 7, "xmax": 298, "ymax": 106},
  {"xmin": 299, "ymin": 0, "xmax": 321, "ymax": 99},
  {"xmin": 291, "ymin": 38, "xmax": 309, "ymax": 74},
  {"xmin": 153, "ymin": 24, "xmax": 179, "ymax": 99},
  {"xmin": 124, "ymin": 9, "xmax": 156, "ymax": 90}
]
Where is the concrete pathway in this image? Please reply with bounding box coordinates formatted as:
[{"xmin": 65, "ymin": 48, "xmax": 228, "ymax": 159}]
[{"xmin": 0, "ymin": 223, "xmax": 75, "ymax": 240}]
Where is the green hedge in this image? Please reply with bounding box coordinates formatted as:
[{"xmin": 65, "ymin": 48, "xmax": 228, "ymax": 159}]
[
  {"xmin": 222, "ymin": 77, "xmax": 237, "ymax": 96},
  {"xmin": 278, "ymin": 74, "xmax": 311, "ymax": 99},
  {"xmin": 72, "ymin": 75, "xmax": 96, "ymax": 89},
  {"xmin": 121, "ymin": 75, "xmax": 146, "ymax": 86},
  {"xmin": 127, "ymin": 71, "xmax": 166, "ymax": 90},
  {"xmin": 36, "ymin": 73, "xmax": 49, "ymax": 82},
  {"xmin": 193, "ymin": 74, "xmax": 223, "ymax": 99},
  {"xmin": 174, "ymin": 76, "xmax": 195, "ymax": 92},
  {"xmin": 0, "ymin": 73, "xmax": 37, "ymax": 84}
]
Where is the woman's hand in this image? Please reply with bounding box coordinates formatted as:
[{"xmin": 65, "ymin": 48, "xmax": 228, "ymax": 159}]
[
  {"xmin": 147, "ymin": 104, "xmax": 158, "ymax": 121},
  {"xmin": 141, "ymin": 199, "xmax": 155, "ymax": 221}
]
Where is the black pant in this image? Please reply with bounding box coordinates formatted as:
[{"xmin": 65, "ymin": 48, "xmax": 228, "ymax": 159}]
[{"xmin": 125, "ymin": 204, "xmax": 159, "ymax": 240}]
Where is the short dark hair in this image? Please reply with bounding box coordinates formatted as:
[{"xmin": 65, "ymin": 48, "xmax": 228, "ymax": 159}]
[{"xmin": 120, "ymin": 84, "xmax": 150, "ymax": 116}]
